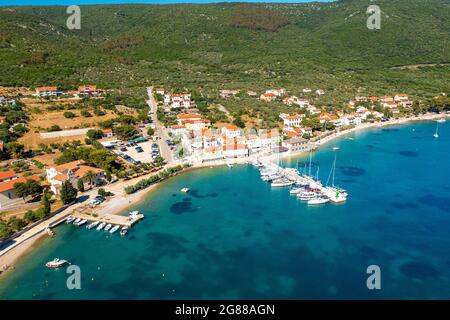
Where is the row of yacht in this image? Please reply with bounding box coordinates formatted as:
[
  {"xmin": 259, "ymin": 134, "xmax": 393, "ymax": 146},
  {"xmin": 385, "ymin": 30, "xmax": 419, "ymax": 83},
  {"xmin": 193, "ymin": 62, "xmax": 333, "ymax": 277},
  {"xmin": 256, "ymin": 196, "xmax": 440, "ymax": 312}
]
[
  {"xmin": 253, "ymin": 156, "xmax": 348, "ymax": 205},
  {"xmin": 66, "ymin": 216, "xmax": 128, "ymax": 236}
]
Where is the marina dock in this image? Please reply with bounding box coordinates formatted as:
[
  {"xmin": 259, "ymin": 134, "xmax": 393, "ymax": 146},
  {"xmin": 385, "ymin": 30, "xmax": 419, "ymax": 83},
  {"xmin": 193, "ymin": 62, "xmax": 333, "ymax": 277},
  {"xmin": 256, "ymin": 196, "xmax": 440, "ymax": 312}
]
[
  {"xmin": 255, "ymin": 157, "xmax": 348, "ymax": 204},
  {"xmin": 70, "ymin": 212, "xmax": 144, "ymax": 228}
]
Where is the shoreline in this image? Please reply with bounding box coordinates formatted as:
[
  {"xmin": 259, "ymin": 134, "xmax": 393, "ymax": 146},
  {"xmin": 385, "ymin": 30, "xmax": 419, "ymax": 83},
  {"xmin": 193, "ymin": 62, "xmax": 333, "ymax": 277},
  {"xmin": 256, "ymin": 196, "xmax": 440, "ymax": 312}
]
[{"xmin": 0, "ymin": 112, "xmax": 448, "ymax": 278}]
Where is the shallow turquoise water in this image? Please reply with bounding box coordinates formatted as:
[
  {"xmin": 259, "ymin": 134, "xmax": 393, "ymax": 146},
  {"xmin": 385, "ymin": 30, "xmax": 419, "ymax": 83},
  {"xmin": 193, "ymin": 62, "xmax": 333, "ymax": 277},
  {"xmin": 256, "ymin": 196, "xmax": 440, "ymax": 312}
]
[{"xmin": 1, "ymin": 120, "xmax": 449, "ymax": 299}]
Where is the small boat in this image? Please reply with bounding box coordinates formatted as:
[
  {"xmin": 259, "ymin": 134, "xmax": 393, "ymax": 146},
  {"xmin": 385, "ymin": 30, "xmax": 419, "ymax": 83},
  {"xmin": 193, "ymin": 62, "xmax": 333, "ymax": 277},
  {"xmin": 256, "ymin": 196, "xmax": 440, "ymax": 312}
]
[
  {"xmin": 66, "ymin": 216, "xmax": 75, "ymax": 224},
  {"xmin": 74, "ymin": 218, "xmax": 81, "ymax": 224},
  {"xmin": 104, "ymin": 224, "xmax": 112, "ymax": 232},
  {"xmin": 129, "ymin": 210, "xmax": 140, "ymax": 216},
  {"xmin": 120, "ymin": 227, "xmax": 128, "ymax": 236},
  {"xmin": 227, "ymin": 163, "xmax": 233, "ymax": 168},
  {"xmin": 45, "ymin": 258, "xmax": 69, "ymax": 268},
  {"xmin": 308, "ymin": 197, "xmax": 330, "ymax": 205},
  {"xmin": 87, "ymin": 221, "xmax": 99, "ymax": 229},
  {"xmin": 109, "ymin": 225, "xmax": 120, "ymax": 234},
  {"xmin": 437, "ymin": 119, "xmax": 446, "ymax": 123},
  {"xmin": 96, "ymin": 222, "xmax": 106, "ymax": 231},
  {"xmin": 76, "ymin": 219, "xmax": 87, "ymax": 227},
  {"xmin": 181, "ymin": 188, "xmax": 190, "ymax": 193},
  {"xmin": 332, "ymin": 147, "xmax": 340, "ymax": 151},
  {"xmin": 433, "ymin": 121, "xmax": 440, "ymax": 138}
]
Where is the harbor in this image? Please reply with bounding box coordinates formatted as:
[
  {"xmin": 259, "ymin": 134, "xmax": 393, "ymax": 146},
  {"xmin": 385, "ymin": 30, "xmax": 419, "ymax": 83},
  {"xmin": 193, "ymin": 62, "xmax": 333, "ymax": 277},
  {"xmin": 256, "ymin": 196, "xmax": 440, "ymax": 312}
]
[
  {"xmin": 254, "ymin": 152, "xmax": 348, "ymax": 205},
  {"xmin": 1, "ymin": 120, "xmax": 449, "ymax": 300},
  {"xmin": 63, "ymin": 210, "xmax": 144, "ymax": 236}
]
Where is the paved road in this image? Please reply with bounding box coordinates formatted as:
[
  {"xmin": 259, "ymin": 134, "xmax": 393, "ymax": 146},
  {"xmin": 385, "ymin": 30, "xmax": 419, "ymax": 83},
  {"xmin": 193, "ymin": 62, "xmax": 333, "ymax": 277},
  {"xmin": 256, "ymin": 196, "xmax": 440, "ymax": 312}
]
[
  {"xmin": 40, "ymin": 127, "xmax": 94, "ymax": 139},
  {"xmin": 146, "ymin": 87, "xmax": 174, "ymax": 164}
]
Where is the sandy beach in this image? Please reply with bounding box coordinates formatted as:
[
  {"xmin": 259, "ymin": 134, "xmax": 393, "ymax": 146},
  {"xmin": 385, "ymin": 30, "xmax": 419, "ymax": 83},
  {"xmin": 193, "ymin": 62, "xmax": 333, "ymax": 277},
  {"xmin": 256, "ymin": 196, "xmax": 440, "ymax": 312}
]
[{"xmin": 1, "ymin": 112, "xmax": 448, "ymax": 276}]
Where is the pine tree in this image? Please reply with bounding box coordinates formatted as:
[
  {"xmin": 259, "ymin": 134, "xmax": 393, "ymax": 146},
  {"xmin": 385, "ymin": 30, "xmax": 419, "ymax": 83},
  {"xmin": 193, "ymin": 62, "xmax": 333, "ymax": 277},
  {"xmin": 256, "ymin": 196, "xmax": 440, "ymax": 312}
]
[
  {"xmin": 60, "ymin": 181, "xmax": 78, "ymax": 205},
  {"xmin": 41, "ymin": 194, "xmax": 51, "ymax": 216}
]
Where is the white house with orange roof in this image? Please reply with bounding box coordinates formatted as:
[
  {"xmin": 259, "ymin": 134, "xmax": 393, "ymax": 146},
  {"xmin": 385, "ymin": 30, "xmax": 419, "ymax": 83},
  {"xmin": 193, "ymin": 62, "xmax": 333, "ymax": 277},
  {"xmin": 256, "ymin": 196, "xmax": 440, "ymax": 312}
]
[
  {"xmin": 221, "ymin": 125, "xmax": 241, "ymax": 138},
  {"xmin": 340, "ymin": 114, "xmax": 363, "ymax": 126},
  {"xmin": 35, "ymin": 86, "xmax": 60, "ymax": 97},
  {"xmin": 279, "ymin": 113, "xmax": 304, "ymax": 128},
  {"xmin": 46, "ymin": 160, "xmax": 105, "ymax": 195},
  {"xmin": 184, "ymin": 119, "xmax": 210, "ymax": 131},
  {"xmin": 394, "ymin": 94, "xmax": 409, "ymax": 102},
  {"xmin": 102, "ymin": 128, "xmax": 113, "ymax": 138},
  {"xmin": 78, "ymin": 85, "xmax": 98, "ymax": 96},
  {"xmin": 381, "ymin": 101, "xmax": 398, "ymax": 109},
  {"xmin": 222, "ymin": 144, "xmax": 249, "ymax": 158},
  {"xmin": 258, "ymin": 131, "xmax": 281, "ymax": 149},
  {"xmin": 177, "ymin": 114, "xmax": 201, "ymax": 124},
  {"xmin": 319, "ymin": 112, "xmax": 339, "ymax": 124},
  {"xmin": 380, "ymin": 96, "xmax": 394, "ymax": 103},
  {"xmin": 169, "ymin": 125, "xmax": 186, "ymax": 136},
  {"xmin": 260, "ymin": 92, "xmax": 277, "ymax": 102}
]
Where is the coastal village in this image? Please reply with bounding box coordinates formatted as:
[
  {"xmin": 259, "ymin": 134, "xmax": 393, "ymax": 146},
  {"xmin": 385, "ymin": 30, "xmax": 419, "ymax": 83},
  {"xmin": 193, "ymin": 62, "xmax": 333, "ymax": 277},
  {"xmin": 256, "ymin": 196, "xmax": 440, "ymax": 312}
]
[{"xmin": 0, "ymin": 83, "xmax": 449, "ymax": 274}]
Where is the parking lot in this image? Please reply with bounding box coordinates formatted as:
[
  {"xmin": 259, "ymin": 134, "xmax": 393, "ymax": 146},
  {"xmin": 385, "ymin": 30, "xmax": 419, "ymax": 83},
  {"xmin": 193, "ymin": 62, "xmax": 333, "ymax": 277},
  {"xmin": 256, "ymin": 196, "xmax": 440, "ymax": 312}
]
[{"xmin": 114, "ymin": 140, "xmax": 159, "ymax": 164}]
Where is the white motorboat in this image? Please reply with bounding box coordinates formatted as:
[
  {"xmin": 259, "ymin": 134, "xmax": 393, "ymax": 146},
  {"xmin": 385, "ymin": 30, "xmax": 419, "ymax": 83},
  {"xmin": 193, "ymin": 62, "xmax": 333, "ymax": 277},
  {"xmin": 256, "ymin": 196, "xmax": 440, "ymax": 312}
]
[
  {"xmin": 120, "ymin": 227, "xmax": 128, "ymax": 236},
  {"xmin": 109, "ymin": 225, "xmax": 120, "ymax": 234},
  {"xmin": 96, "ymin": 222, "xmax": 106, "ymax": 231},
  {"xmin": 87, "ymin": 221, "xmax": 99, "ymax": 229},
  {"xmin": 45, "ymin": 258, "xmax": 69, "ymax": 268},
  {"xmin": 433, "ymin": 121, "xmax": 440, "ymax": 138},
  {"xmin": 181, "ymin": 188, "xmax": 190, "ymax": 193},
  {"xmin": 437, "ymin": 119, "xmax": 446, "ymax": 123},
  {"xmin": 74, "ymin": 218, "xmax": 81, "ymax": 224},
  {"xmin": 76, "ymin": 219, "xmax": 87, "ymax": 227},
  {"xmin": 129, "ymin": 210, "xmax": 140, "ymax": 216},
  {"xmin": 227, "ymin": 163, "xmax": 233, "ymax": 168},
  {"xmin": 308, "ymin": 197, "xmax": 330, "ymax": 205},
  {"xmin": 104, "ymin": 224, "xmax": 112, "ymax": 232},
  {"xmin": 66, "ymin": 216, "xmax": 75, "ymax": 224}
]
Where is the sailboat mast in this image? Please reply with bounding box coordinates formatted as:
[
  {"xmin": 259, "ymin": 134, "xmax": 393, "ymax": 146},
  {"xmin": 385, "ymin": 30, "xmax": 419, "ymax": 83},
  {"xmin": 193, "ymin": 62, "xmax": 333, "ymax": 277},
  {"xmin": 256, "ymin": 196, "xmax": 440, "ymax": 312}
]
[
  {"xmin": 332, "ymin": 154, "xmax": 336, "ymax": 187},
  {"xmin": 308, "ymin": 150, "xmax": 312, "ymax": 177}
]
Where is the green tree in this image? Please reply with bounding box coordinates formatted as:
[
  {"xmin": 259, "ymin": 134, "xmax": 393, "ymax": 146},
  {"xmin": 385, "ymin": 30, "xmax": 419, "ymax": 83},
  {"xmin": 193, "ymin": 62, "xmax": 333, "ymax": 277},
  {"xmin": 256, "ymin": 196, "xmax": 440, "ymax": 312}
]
[
  {"xmin": 106, "ymin": 171, "xmax": 112, "ymax": 182},
  {"xmin": 24, "ymin": 210, "xmax": 38, "ymax": 223},
  {"xmin": 40, "ymin": 194, "xmax": 51, "ymax": 216},
  {"xmin": 86, "ymin": 129, "xmax": 104, "ymax": 141},
  {"xmin": 83, "ymin": 170, "xmax": 96, "ymax": 188},
  {"xmin": 14, "ymin": 179, "xmax": 43, "ymax": 202},
  {"xmin": 113, "ymin": 125, "xmax": 138, "ymax": 140},
  {"xmin": 147, "ymin": 128, "xmax": 155, "ymax": 136},
  {"xmin": 60, "ymin": 180, "xmax": 78, "ymax": 205},
  {"xmin": 6, "ymin": 142, "xmax": 25, "ymax": 158},
  {"xmin": 8, "ymin": 216, "xmax": 26, "ymax": 232},
  {"xmin": 77, "ymin": 179, "xmax": 85, "ymax": 192},
  {"xmin": 63, "ymin": 111, "xmax": 76, "ymax": 118}
]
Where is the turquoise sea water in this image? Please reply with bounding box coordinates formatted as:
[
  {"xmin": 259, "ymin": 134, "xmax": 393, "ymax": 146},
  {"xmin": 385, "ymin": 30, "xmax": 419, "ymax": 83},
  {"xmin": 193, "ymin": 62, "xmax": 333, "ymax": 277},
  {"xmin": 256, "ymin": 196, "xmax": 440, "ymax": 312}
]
[{"xmin": 1, "ymin": 120, "xmax": 449, "ymax": 299}]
